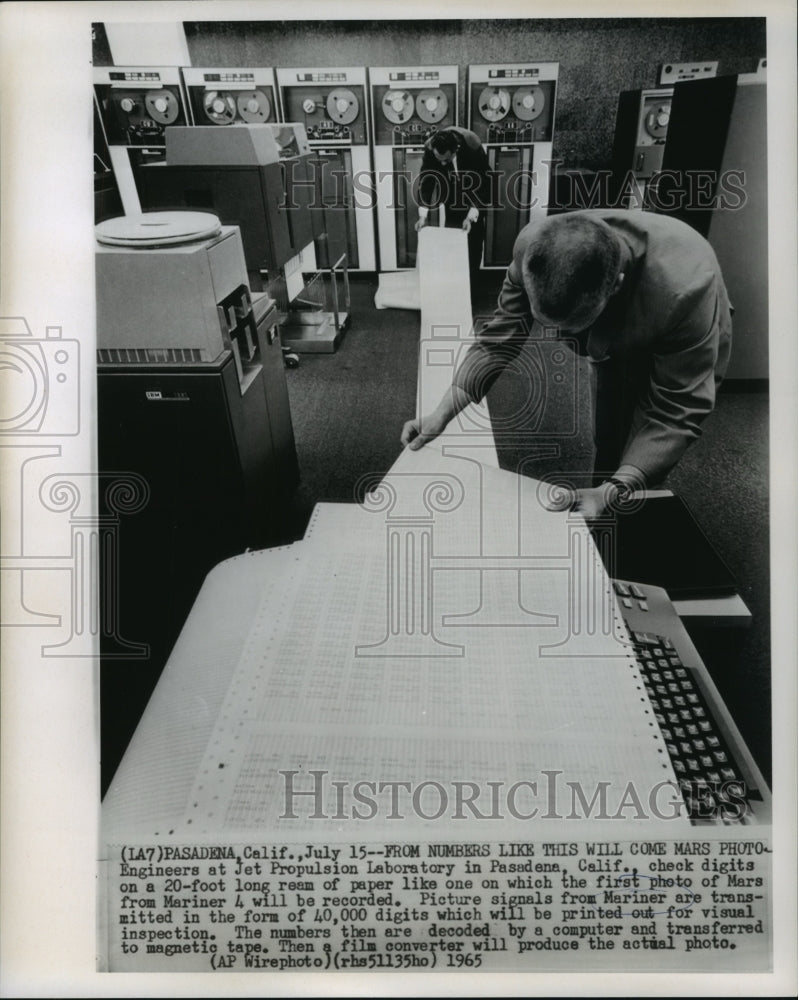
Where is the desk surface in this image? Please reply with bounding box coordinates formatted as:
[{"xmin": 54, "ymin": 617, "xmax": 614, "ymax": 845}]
[
  {"xmin": 104, "ymin": 450, "xmax": 696, "ymax": 839},
  {"xmin": 637, "ymin": 491, "xmax": 752, "ymax": 625}
]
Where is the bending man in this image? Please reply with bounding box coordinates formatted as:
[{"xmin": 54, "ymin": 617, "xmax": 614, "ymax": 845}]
[
  {"xmin": 401, "ymin": 209, "xmax": 732, "ymax": 519},
  {"xmin": 415, "ymin": 125, "xmax": 492, "ymax": 283}
]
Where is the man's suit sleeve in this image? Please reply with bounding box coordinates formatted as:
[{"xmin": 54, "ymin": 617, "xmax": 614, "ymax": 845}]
[
  {"xmin": 453, "ymin": 255, "xmax": 533, "ymax": 401},
  {"xmin": 461, "ymin": 138, "xmax": 493, "ymax": 215},
  {"xmin": 619, "ymin": 272, "xmax": 730, "ymax": 483}
]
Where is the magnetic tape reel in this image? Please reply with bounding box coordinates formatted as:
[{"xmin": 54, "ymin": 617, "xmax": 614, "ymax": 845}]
[
  {"xmin": 512, "ymin": 85, "xmax": 545, "ymax": 122},
  {"xmin": 478, "ymin": 86, "xmax": 511, "ymax": 122},
  {"xmin": 237, "ymin": 89, "xmax": 271, "ymax": 123},
  {"xmin": 144, "ymin": 89, "xmax": 180, "ymax": 125},
  {"xmin": 326, "ymin": 87, "xmax": 359, "ymax": 125},
  {"xmin": 416, "ymin": 88, "xmax": 448, "ymax": 124},
  {"xmin": 382, "ymin": 89, "xmax": 414, "ymax": 125},
  {"xmin": 202, "ymin": 90, "xmax": 237, "ymax": 125},
  {"xmin": 643, "ymin": 101, "xmax": 671, "ymax": 140}
]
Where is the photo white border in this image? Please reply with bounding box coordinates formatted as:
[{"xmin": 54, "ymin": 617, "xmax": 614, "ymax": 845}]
[{"xmin": 0, "ymin": 1, "xmax": 795, "ymax": 995}]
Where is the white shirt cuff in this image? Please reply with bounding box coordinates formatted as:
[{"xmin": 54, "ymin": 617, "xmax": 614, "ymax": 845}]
[{"xmin": 418, "ymin": 206, "xmax": 429, "ymax": 219}]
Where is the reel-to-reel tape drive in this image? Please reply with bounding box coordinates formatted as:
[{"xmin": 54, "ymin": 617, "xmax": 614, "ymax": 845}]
[
  {"xmin": 371, "ymin": 66, "xmax": 458, "ymax": 146},
  {"xmin": 370, "ymin": 66, "xmax": 459, "ymax": 270},
  {"xmin": 316, "ymin": 86, "xmax": 361, "ymax": 128},
  {"xmin": 182, "ymin": 68, "xmax": 278, "ymax": 127},
  {"xmin": 276, "ymin": 67, "xmax": 376, "ymax": 271},
  {"xmin": 94, "ymin": 66, "xmax": 189, "ymax": 147},
  {"xmin": 94, "ymin": 66, "xmax": 191, "ymax": 216},
  {"xmin": 641, "ymin": 94, "xmax": 672, "ymax": 142},
  {"xmin": 468, "ymin": 63, "xmax": 558, "ymax": 145},
  {"xmin": 475, "ymin": 83, "xmax": 548, "ymax": 125},
  {"xmin": 467, "ymin": 63, "xmax": 559, "ymax": 268},
  {"xmin": 610, "ymin": 87, "xmax": 676, "ymax": 209},
  {"xmin": 278, "ymin": 69, "xmax": 370, "ymax": 145},
  {"xmin": 380, "ymin": 86, "xmax": 450, "ymax": 128}
]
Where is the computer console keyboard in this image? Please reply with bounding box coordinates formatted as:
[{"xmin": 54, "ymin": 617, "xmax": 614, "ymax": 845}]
[{"xmin": 614, "ymin": 579, "xmax": 771, "ymax": 826}]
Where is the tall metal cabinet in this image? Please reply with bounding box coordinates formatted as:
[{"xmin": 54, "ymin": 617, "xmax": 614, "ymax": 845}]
[{"xmin": 96, "ymin": 216, "xmax": 298, "ymax": 792}]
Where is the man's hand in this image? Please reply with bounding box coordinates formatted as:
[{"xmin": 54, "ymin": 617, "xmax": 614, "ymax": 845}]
[
  {"xmin": 414, "ymin": 217, "xmax": 427, "ymax": 232},
  {"xmin": 400, "ymin": 386, "xmax": 472, "ymax": 452},
  {"xmin": 461, "ymin": 218, "xmax": 472, "ymax": 235},
  {"xmin": 400, "ymin": 411, "xmax": 449, "ymax": 451},
  {"xmin": 544, "ymin": 484, "xmax": 615, "ymax": 521}
]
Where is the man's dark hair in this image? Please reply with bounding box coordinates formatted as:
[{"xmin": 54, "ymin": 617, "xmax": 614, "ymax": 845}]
[
  {"xmin": 428, "ymin": 129, "xmax": 459, "ymax": 155},
  {"xmin": 522, "ymin": 213, "xmax": 622, "ymax": 328}
]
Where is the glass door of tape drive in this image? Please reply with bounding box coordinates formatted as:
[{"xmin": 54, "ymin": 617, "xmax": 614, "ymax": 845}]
[{"xmin": 614, "ymin": 579, "xmax": 770, "ymax": 826}]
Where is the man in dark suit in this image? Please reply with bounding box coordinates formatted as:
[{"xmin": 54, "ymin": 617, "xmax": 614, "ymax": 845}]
[
  {"xmin": 402, "ymin": 209, "xmax": 732, "ymax": 520},
  {"xmin": 415, "ymin": 126, "xmax": 492, "ymax": 283}
]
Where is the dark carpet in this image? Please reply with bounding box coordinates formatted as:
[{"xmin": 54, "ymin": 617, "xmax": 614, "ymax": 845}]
[{"xmin": 282, "ymin": 277, "xmax": 419, "ymax": 540}]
